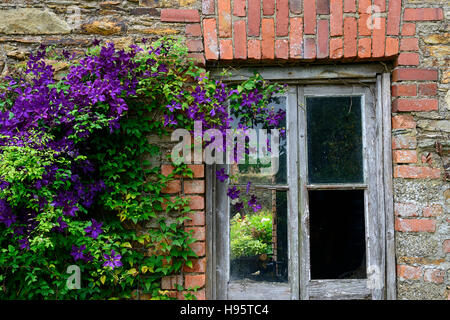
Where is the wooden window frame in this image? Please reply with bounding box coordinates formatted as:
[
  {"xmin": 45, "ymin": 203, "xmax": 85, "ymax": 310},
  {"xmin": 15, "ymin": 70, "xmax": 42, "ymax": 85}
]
[{"xmin": 206, "ymin": 64, "xmax": 395, "ymax": 300}]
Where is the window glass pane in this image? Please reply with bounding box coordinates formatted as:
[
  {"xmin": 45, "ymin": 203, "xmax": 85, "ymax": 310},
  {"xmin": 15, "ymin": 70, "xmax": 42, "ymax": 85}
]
[
  {"xmin": 306, "ymin": 96, "xmax": 363, "ymax": 184},
  {"xmin": 309, "ymin": 190, "xmax": 366, "ymax": 280},
  {"xmin": 230, "ymin": 96, "xmax": 287, "ymax": 185},
  {"xmin": 229, "ymin": 190, "xmax": 288, "ymax": 282}
]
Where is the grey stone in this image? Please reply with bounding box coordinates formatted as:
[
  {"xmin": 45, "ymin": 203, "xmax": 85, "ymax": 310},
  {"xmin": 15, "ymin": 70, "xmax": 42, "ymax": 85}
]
[
  {"xmin": 0, "ymin": 8, "xmax": 71, "ymax": 35},
  {"xmin": 397, "ymin": 281, "xmax": 445, "ymax": 300},
  {"xmin": 396, "ymin": 233, "xmax": 439, "ymax": 257}
]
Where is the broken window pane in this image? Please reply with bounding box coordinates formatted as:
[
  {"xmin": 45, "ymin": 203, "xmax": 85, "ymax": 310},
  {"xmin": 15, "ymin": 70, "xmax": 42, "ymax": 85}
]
[
  {"xmin": 229, "ymin": 190, "xmax": 288, "ymax": 282},
  {"xmin": 309, "ymin": 190, "xmax": 366, "ymax": 280},
  {"xmin": 306, "ymin": 96, "xmax": 363, "ymax": 184}
]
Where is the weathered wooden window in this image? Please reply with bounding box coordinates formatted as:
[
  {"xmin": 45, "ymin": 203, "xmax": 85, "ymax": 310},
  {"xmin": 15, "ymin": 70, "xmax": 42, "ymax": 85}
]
[{"xmin": 206, "ymin": 65, "xmax": 395, "ymax": 300}]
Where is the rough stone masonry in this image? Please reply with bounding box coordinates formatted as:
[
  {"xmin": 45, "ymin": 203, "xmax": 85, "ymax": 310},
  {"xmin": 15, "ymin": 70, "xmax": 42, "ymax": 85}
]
[{"xmin": 0, "ymin": 0, "xmax": 448, "ymax": 300}]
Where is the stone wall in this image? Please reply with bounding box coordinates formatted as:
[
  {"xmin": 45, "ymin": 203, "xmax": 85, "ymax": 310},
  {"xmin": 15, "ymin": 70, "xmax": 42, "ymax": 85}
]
[{"xmin": 0, "ymin": 0, "xmax": 448, "ymax": 300}]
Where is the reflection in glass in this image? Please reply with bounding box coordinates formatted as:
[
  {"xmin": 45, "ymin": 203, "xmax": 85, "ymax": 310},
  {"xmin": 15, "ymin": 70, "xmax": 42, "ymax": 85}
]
[
  {"xmin": 229, "ymin": 190, "xmax": 288, "ymax": 282},
  {"xmin": 306, "ymin": 96, "xmax": 363, "ymax": 184},
  {"xmin": 230, "ymin": 97, "xmax": 287, "ymax": 185}
]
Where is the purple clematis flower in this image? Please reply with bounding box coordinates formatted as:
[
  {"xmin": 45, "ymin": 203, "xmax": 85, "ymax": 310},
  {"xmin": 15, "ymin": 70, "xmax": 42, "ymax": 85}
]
[
  {"xmin": 18, "ymin": 238, "xmax": 30, "ymax": 250},
  {"xmin": 84, "ymin": 219, "xmax": 103, "ymax": 239},
  {"xmin": 246, "ymin": 182, "xmax": 251, "ymax": 194},
  {"xmin": 248, "ymin": 195, "xmax": 262, "ymax": 212},
  {"xmin": 164, "ymin": 114, "xmax": 178, "ymax": 126},
  {"xmin": 71, "ymin": 244, "xmax": 86, "ymax": 261},
  {"xmin": 233, "ymin": 202, "xmax": 244, "ymax": 212},
  {"xmin": 103, "ymin": 249, "xmax": 123, "ymax": 269},
  {"xmin": 227, "ymin": 186, "xmax": 240, "ymax": 200},
  {"xmin": 53, "ymin": 216, "xmax": 68, "ymax": 233},
  {"xmin": 216, "ymin": 168, "xmax": 229, "ymax": 182}
]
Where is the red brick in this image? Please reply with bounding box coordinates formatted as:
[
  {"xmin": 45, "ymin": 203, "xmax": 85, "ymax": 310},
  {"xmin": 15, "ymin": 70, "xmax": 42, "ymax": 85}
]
[
  {"xmin": 386, "ymin": 0, "xmax": 401, "ymax": 35},
  {"xmin": 330, "ymin": 38, "xmax": 343, "ymax": 59},
  {"xmin": 183, "ymin": 257, "xmax": 206, "ymax": 272},
  {"xmin": 248, "ymin": 0, "xmax": 261, "ymax": 36},
  {"xmin": 343, "ymin": 0, "xmax": 356, "ymax": 12},
  {"xmin": 394, "ymin": 202, "xmax": 419, "ymax": 217},
  {"xmin": 161, "ymin": 275, "xmax": 183, "ymax": 290},
  {"xmin": 161, "ymin": 164, "xmax": 175, "ymax": 177},
  {"xmin": 393, "ymin": 99, "xmax": 438, "ymax": 112},
  {"xmin": 185, "ymin": 211, "xmax": 206, "ymax": 226},
  {"xmin": 358, "ymin": 0, "xmax": 371, "ymax": 13},
  {"xmin": 162, "ymin": 180, "xmax": 181, "ymax": 194},
  {"xmin": 403, "ymin": 8, "xmax": 444, "ymax": 21},
  {"xmin": 392, "ymin": 135, "xmax": 417, "ymax": 149},
  {"xmin": 263, "ymin": 0, "xmax": 275, "ymax": 15},
  {"xmin": 385, "ymin": 37, "xmax": 399, "ymax": 57},
  {"xmin": 303, "ymin": 0, "xmax": 316, "ymax": 35},
  {"xmin": 392, "ymin": 115, "xmax": 416, "ymax": 129},
  {"xmin": 393, "ymin": 150, "xmax": 418, "ymax": 164},
  {"xmin": 185, "ymin": 274, "xmax": 206, "ymax": 289},
  {"xmin": 202, "ymin": 0, "xmax": 215, "ymax": 15},
  {"xmin": 418, "ymin": 83, "xmax": 437, "ymax": 96},
  {"xmin": 185, "ymin": 226, "xmax": 206, "ymax": 241},
  {"xmin": 358, "ymin": 14, "xmax": 371, "ymax": 36},
  {"xmin": 401, "ymin": 23, "xmax": 416, "ymax": 36},
  {"xmin": 185, "ymin": 23, "xmax": 202, "ymax": 37},
  {"xmin": 393, "ymin": 166, "xmax": 441, "ymax": 179},
  {"xmin": 218, "ymin": 0, "xmax": 232, "ymax": 37},
  {"xmin": 233, "ymin": 0, "xmax": 246, "ymax": 16},
  {"xmin": 400, "ymin": 38, "xmax": 419, "ymax": 51},
  {"xmin": 262, "ymin": 18, "xmax": 275, "ymax": 59},
  {"xmin": 188, "ymin": 53, "xmax": 205, "ymax": 66},
  {"xmin": 161, "ymin": 9, "xmax": 200, "ymax": 22},
  {"xmin": 316, "ymin": 0, "xmax": 330, "ymax": 14},
  {"xmin": 289, "ymin": 17, "xmax": 303, "ymax": 58},
  {"xmin": 374, "ymin": 0, "xmax": 385, "ymax": 12},
  {"xmin": 424, "ymin": 269, "xmax": 445, "ymax": 284},
  {"xmin": 203, "ymin": 18, "xmax": 219, "ymax": 60},
  {"xmin": 187, "ymin": 195, "xmax": 205, "ymax": 210},
  {"xmin": 187, "ymin": 164, "xmax": 204, "ymax": 178},
  {"xmin": 343, "ymin": 17, "xmax": 357, "ymax": 58},
  {"xmin": 392, "ymin": 84, "xmax": 417, "ymax": 97},
  {"xmin": 397, "ymin": 265, "xmax": 422, "ymax": 280},
  {"xmin": 289, "ymin": 0, "xmax": 303, "ymax": 14},
  {"xmin": 189, "ymin": 241, "xmax": 206, "ymax": 256},
  {"xmin": 372, "ymin": 17, "xmax": 385, "ymax": 57},
  {"xmin": 443, "ymin": 240, "xmax": 450, "ymax": 254},
  {"xmin": 248, "ymin": 39, "xmax": 261, "ymax": 59},
  {"xmin": 219, "ymin": 39, "xmax": 233, "ymax": 59},
  {"xmin": 317, "ymin": 20, "xmax": 329, "ymax": 59},
  {"xmin": 330, "ymin": 0, "xmax": 343, "ymax": 36},
  {"xmin": 184, "ymin": 180, "xmax": 205, "ymax": 194},
  {"xmin": 397, "ymin": 52, "xmax": 420, "ymax": 66},
  {"xmin": 395, "ymin": 218, "xmax": 436, "ymax": 232},
  {"xmin": 234, "ymin": 20, "xmax": 247, "ymax": 59},
  {"xmin": 275, "ymin": 39, "xmax": 289, "ymax": 59},
  {"xmin": 357, "ymin": 38, "xmax": 371, "ymax": 58},
  {"xmin": 276, "ymin": 0, "xmax": 289, "ymax": 36},
  {"xmin": 303, "ymin": 37, "xmax": 316, "ymax": 59},
  {"xmin": 423, "ymin": 204, "xmax": 443, "ymax": 217},
  {"xmin": 392, "ymin": 69, "xmax": 438, "ymax": 81},
  {"xmin": 179, "ymin": 289, "xmax": 206, "ymax": 300},
  {"xmin": 187, "ymin": 39, "xmax": 203, "ymax": 52}
]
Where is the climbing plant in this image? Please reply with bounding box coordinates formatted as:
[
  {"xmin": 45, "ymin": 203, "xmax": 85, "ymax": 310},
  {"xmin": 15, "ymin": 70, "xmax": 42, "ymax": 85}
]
[{"xmin": 0, "ymin": 37, "xmax": 285, "ymax": 299}]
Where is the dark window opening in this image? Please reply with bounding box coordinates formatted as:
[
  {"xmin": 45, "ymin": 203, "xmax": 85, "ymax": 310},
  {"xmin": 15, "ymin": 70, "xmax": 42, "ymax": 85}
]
[
  {"xmin": 306, "ymin": 96, "xmax": 363, "ymax": 184},
  {"xmin": 309, "ymin": 190, "xmax": 366, "ymax": 280}
]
